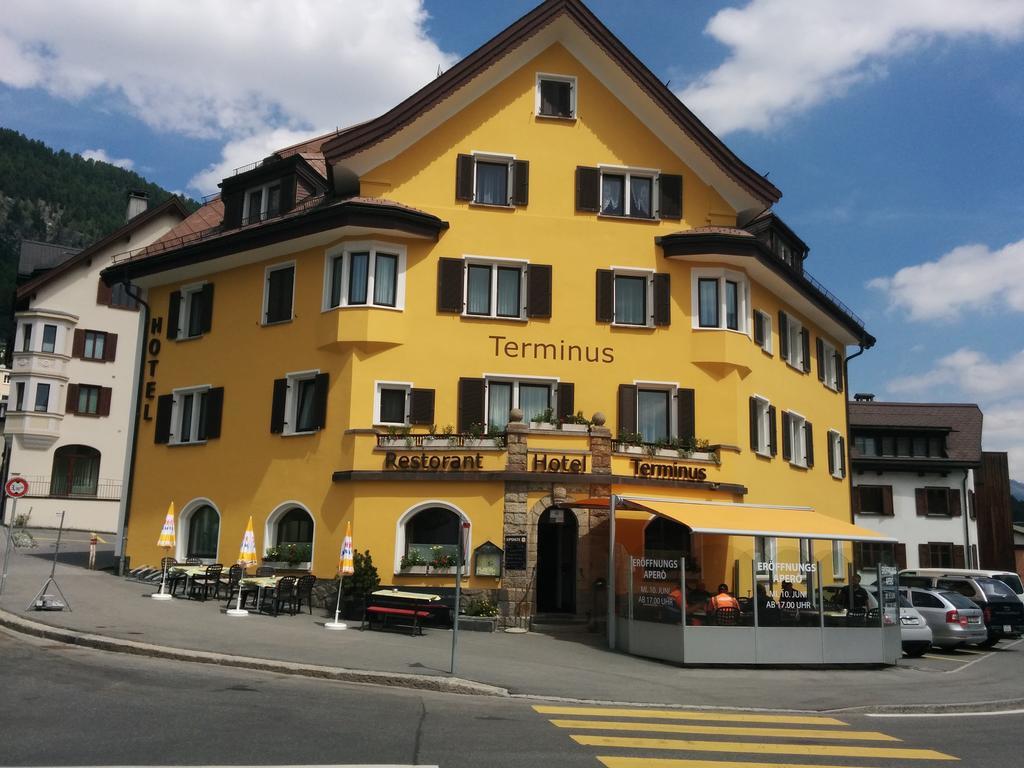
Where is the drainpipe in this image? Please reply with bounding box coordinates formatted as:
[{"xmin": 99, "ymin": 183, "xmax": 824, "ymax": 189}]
[
  {"xmin": 843, "ymin": 344, "xmax": 866, "ymax": 526},
  {"xmin": 961, "ymin": 468, "xmax": 972, "ymax": 568}
]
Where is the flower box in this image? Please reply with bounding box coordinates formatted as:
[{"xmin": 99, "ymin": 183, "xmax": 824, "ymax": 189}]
[
  {"xmin": 613, "ymin": 444, "xmax": 717, "ymax": 462},
  {"xmin": 262, "ymin": 560, "xmax": 311, "ymax": 571},
  {"xmin": 558, "ymin": 423, "xmax": 590, "ymax": 433},
  {"xmin": 397, "ymin": 565, "xmax": 429, "ymax": 575}
]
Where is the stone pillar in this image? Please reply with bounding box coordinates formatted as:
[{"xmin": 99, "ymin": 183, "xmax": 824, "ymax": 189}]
[
  {"xmin": 499, "ymin": 481, "xmax": 530, "ymax": 629},
  {"xmin": 506, "ymin": 408, "xmax": 528, "ymax": 471},
  {"xmin": 589, "ymin": 412, "xmax": 612, "ymax": 474}
]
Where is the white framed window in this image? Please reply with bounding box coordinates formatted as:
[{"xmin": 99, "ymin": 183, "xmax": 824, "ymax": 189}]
[
  {"xmin": 599, "ymin": 165, "xmax": 658, "ymax": 219},
  {"xmin": 753, "ymin": 310, "xmax": 772, "ymax": 354},
  {"xmin": 536, "ymin": 73, "xmax": 576, "ymax": 119},
  {"xmin": 375, "ymin": 381, "xmax": 412, "ymax": 426},
  {"xmin": 170, "ymin": 385, "xmax": 212, "ymax": 445},
  {"xmin": 262, "ymin": 262, "xmax": 295, "ymax": 325},
  {"xmin": 751, "ymin": 395, "xmax": 772, "ymax": 457},
  {"xmin": 285, "ymin": 370, "xmax": 320, "ymax": 435},
  {"xmin": 632, "ymin": 381, "xmax": 679, "ymax": 444},
  {"xmin": 464, "ymin": 257, "xmax": 527, "ymax": 320},
  {"xmin": 783, "ymin": 410, "xmax": 811, "ymax": 468},
  {"xmin": 20, "ymin": 322, "xmax": 32, "ymax": 352},
  {"xmin": 324, "ymin": 241, "xmax": 406, "ymax": 311},
  {"xmin": 242, "ymin": 181, "xmax": 282, "ymax": 224},
  {"xmin": 692, "ymin": 268, "xmax": 749, "ymax": 333},
  {"xmin": 612, "ymin": 267, "xmax": 655, "ymax": 327},
  {"xmin": 473, "ymin": 152, "xmax": 515, "ymax": 207},
  {"xmin": 179, "ymin": 283, "xmax": 206, "ymax": 339},
  {"xmin": 394, "ymin": 501, "xmax": 471, "ymax": 574},
  {"xmin": 485, "ymin": 375, "xmax": 556, "ymax": 430},
  {"xmin": 779, "ymin": 310, "xmax": 807, "ymax": 371},
  {"xmin": 33, "ymin": 382, "xmax": 51, "ymax": 412},
  {"xmin": 41, "ymin": 324, "xmax": 58, "ymax": 353},
  {"xmin": 820, "ymin": 339, "xmax": 840, "ymax": 390},
  {"xmin": 755, "ymin": 536, "xmax": 777, "ymax": 578},
  {"xmin": 832, "ymin": 541, "xmax": 846, "ymax": 580},
  {"xmin": 828, "ymin": 429, "xmax": 846, "ymax": 479}
]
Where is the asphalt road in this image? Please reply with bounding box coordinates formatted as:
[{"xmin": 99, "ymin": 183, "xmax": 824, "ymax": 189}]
[{"xmin": 2, "ymin": 628, "xmax": 1023, "ymax": 768}]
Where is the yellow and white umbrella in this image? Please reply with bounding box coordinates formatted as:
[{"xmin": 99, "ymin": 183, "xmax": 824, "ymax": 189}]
[
  {"xmin": 152, "ymin": 502, "xmax": 176, "ymax": 600},
  {"xmin": 326, "ymin": 521, "xmax": 354, "ymax": 630},
  {"xmin": 238, "ymin": 516, "xmax": 258, "ymax": 568}
]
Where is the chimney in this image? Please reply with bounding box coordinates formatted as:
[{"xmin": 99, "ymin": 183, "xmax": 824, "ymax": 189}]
[
  {"xmin": 853, "ymin": 393, "xmax": 875, "ymax": 402},
  {"xmin": 126, "ymin": 191, "xmax": 149, "ymax": 222}
]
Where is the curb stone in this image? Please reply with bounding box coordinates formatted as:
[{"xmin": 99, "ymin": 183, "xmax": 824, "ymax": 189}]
[{"xmin": 0, "ymin": 608, "xmax": 508, "ymax": 698}]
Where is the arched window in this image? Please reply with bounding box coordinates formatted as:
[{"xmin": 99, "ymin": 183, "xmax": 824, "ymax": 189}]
[
  {"xmin": 405, "ymin": 506, "xmax": 461, "ymax": 562},
  {"xmin": 276, "ymin": 508, "xmax": 314, "ymax": 549},
  {"xmin": 51, "ymin": 445, "xmax": 100, "ymax": 496},
  {"xmin": 187, "ymin": 505, "xmax": 219, "ymax": 560},
  {"xmin": 644, "ymin": 516, "xmax": 690, "ymax": 555}
]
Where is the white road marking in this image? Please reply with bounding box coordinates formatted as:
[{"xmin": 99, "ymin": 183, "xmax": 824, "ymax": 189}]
[
  {"xmin": 867, "ymin": 708, "xmax": 1024, "ymax": 718},
  {"xmin": 947, "ymin": 638, "xmax": 1022, "ymax": 674}
]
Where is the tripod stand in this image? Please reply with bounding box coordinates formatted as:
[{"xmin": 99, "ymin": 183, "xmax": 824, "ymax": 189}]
[{"xmin": 27, "ymin": 510, "xmax": 72, "ymax": 612}]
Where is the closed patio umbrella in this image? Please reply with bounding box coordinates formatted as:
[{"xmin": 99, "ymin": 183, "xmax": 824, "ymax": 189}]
[
  {"xmin": 325, "ymin": 521, "xmax": 354, "ymax": 630},
  {"xmin": 152, "ymin": 502, "xmax": 176, "ymax": 601},
  {"xmin": 227, "ymin": 516, "xmax": 259, "ymax": 617}
]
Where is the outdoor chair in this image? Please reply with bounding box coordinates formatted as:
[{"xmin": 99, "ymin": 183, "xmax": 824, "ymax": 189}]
[
  {"xmin": 218, "ymin": 564, "xmax": 244, "ymax": 603},
  {"xmin": 711, "ymin": 606, "xmax": 739, "ymax": 626},
  {"xmin": 188, "ymin": 564, "xmax": 223, "ymax": 601},
  {"xmin": 293, "ymin": 575, "xmax": 316, "ymax": 615},
  {"xmin": 846, "ymin": 608, "xmax": 867, "ymax": 627},
  {"xmin": 259, "ymin": 576, "xmax": 296, "ymax": 617}
]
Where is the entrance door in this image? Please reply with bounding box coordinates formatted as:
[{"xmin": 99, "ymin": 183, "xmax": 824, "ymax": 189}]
[{"xmin": 537, "ymin": 508, "xmax": 577, "ymax": 613}]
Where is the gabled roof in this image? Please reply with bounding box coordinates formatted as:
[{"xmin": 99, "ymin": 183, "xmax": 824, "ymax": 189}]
[
  {"xmin": 17, "ymin": 197, "xmax": 188, "ymax": 299},
  {"xmin": 17, "ymin": 239, "xmax": 80, "ymax": 279},
  {"xmin": 321, "ymin": 0, "xmax": 780, "ymax": 209},
  {"xmin": 849, "ymin": 401, "xmax": 984, "ymax": 466}
]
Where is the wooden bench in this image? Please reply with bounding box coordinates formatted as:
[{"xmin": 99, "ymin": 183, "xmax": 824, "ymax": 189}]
[{"xmin": 361, "ymin": 605, "xmax": 432, "ymax": 636}]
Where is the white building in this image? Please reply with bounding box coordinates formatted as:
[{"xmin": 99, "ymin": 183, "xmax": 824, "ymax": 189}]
[
  {"xmin": 849, "ymin": 399, "xmax": 982, "ymax": 574},
  {"xmin": 4, "ymin": 196, "xmax": 187, "ymax": 532}
]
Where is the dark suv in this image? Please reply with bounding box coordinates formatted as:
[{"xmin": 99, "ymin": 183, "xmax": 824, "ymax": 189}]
[{"xmin": 900, "ymin": 575, "xmax": 1023, "ymax": 648}]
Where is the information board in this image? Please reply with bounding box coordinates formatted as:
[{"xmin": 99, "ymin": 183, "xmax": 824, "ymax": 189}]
[{"xmin": 504, "ymin": 535, "xmax": 527, "ymax": 571}]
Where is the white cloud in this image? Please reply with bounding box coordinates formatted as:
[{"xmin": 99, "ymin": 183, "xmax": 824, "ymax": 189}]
[
  {"xmin": 980, "ymin": 400, "xmax": 1024, "ymax": 479},
  {"xmin": 680, "ymin": 0, "xmax": 1024, "ymax": 135},
  {"xmin": 80, "ymin": 148, "xmax": 134, "ymax": 170},
  {"xmin": 0, "ymin": 0, "xmax": 457, "ymax": 192},
  {"xmin": 868, "ymin": 238, "xmax": 1024, "ymax": 321},
  {"xmin": 188, "ymin": 128, "xmax": 314, "ymax": 194}
]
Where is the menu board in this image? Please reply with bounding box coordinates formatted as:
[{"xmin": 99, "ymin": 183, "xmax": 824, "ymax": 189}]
[
  {"xmin": 504, "ymin": 535, "xmax": 527, "ymax": 571},
  {"xmin": 878, "ymin": 564, "xmax": 899, "ymax": 625}
]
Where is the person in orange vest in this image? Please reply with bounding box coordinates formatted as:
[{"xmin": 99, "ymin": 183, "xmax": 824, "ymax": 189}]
[{"xmin": 705, "ymin": 583, "xmax": 739, "ymax": 620}]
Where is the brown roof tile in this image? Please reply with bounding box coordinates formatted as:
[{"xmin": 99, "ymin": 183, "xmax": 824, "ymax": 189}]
[{"xmin": 849, "ymin": 401, "xmax": 983, "ymax": 464}]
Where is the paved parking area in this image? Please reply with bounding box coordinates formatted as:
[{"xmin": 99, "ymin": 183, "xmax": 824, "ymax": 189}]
[{"xmin": 900, "ymin": 638, "xmax": 1022, "ymax": 674}]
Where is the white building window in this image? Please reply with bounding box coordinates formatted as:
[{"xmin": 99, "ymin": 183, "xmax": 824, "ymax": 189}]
[
  {"xmin": 375, "ymin": 381, "xmax": 412, "ymax": 426},
  {"xmin": 753, "ymin": 310, "xmax": 772, "ymax": 354},
  {"xmin": 179, "ymin": 284, "xmax": 206, "ymax": 339},
  {"xmin": 485, "ymin": 376, "xmax": 555, "ymax": 430},
  {"xmin": 819, "ymin": 339, "xmax": 840, "ymax": 390},
  {"xmin": 600, "ymin": 165, "xmax": 657, "ymax": 219},
  {"xmin": 755, "ymin": 536, "xmax": 777, "ymax": 577},
  {"xmin": 782, "ymin": 410, "xmax": 813, "ymax": 468},
  {"xmin": 243, "ymin": 181, "xmax": 282, "ymax": 224},
  {"xmin": 464, "ymin": 258, "xmax": 526, "ymax": 319},
  {"xmin": 287, "ymin": 371, "xmax": 320, "ymax": 435},
  {"xmin": 41, "ymin": 324, "xmax": 58, "ymax": 353},
  {"xmin": 612, "ymin": 268, "xmax": 655, "ymax": 327},
  {"xmin": 779, "ymin": 310, "xmax": 809, "ymax": 371},
  {"xmin": 750, "ymin": 395, "xmax": 774, "ymax": 457},
  {"xmin": 827, "ymin": 429, "xmax": 846, "ymax": 479},
  {"xmin": 33, "ymin": 382, "xmax": 50, "ymax": 412},
  {"xmin": 536, "ymin": 73, "xmax": 576, "ymax": 119},
  {"xmin": 692, "ymin": 268, "xmax": 749, "ymax": 332},
  {"xmin": 633, "ymin": 383, "xmax": 678, "ymax": 444},
  {"xmin": 325, "ymin": 242, "xmax": 406, "ymax": 311},
  {"xmin": 473, "ymin": 153, "xmax": 515, "ymax": 206},
  {"xmin": 832, "ymin": 541, "xmax": 846, "ymax": 580},
  {"xmin": 170, "ymin": 386, "xmax": 212, "ymax": 445},
  {"xmin": 20, "ymin": 322, "xmax": 32, "ymax": 352}
]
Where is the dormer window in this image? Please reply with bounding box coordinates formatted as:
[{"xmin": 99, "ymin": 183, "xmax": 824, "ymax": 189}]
[
  {"xmin": 243, "ymin": 182, "xmax": 281, "ymax": 225},
  {"xmin": 536, "ymin": 73, "xmax": 576, "ymax": 119}
]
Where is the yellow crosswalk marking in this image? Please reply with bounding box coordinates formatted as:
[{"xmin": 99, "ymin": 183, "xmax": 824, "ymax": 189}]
[
  {"xmin": 572, "ymin": 735, "xmax": 957, "ymax": 760},
  {"xmin": 550, "ymin": 719, "xmax": 899, "ymax": 741},
  {"xmin": 599, "ymin": 758, "xmax": 889, "ymax": 768},
  {"xmin": 532, "ymin": 705, "xmax": 847, "ymax": 726}
]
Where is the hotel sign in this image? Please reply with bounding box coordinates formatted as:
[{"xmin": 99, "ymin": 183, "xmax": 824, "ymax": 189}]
[
  {"xmin": 531, "ymin": 454, "xmax": 588, "ymax": 473},
  {"xmin": 630, "ymin": 459, "xmax": 708, "ymax": 481}
]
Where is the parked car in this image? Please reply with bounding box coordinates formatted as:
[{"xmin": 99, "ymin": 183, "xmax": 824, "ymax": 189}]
[
  {"xmin": 900, "ymin": 569, "xmax": 1024, "ymax": 607},
  {"xmin": 900, "ymin": 587, "xmax": 987, "ymax": 649},
  {"xmin": 861, "ymin": 587, "xmax": 932, "ymax": 656},
  {"xmin": 900, "ymin": 575, "xmax": 1024, "ymax": 647}
]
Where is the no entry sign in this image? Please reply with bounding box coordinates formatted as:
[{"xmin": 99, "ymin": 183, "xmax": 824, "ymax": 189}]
[{"xmin": 5, "ymin": 477, "xmax": 29, "ymax": 498}]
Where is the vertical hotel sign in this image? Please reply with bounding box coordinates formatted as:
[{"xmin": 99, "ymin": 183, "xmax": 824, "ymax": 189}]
[{"xmin": 142, "ymin": 315, "xmax": 162, "ymax": 421}]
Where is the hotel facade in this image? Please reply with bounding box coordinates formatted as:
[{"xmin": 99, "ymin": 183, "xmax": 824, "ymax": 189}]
[{"xmin": 107, "ymin": 0, "xmax": 883, "ymax": 631}]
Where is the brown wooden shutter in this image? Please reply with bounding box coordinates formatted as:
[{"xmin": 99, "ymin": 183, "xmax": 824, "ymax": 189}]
[
  {"xmin": 222, "ymin": 191, "xmax": 244, "ymax": 228},
  {"xmin": 167, "ymin": 291, "xmax": 181, "ymax": 339},
  {"xmin": 97, "ymin": 387, "xmax": 112, "ymax": 417},
  {"xmin": 557, "ymin": 382, "xmax": 575, "ymax": 423},
  {"xmin": 596, "ymin": 269, "xmax": 614, "ymax": 323},
  {"xmin": 575, "ymin": 166, "xmax": 600, "ymax": 212},
  {"xmin": 952, "ymin": 545, "xmax": 966, "ymax": 568},
  {"xmin": 278, "ymin": 175, "xmax": 296, "ymax": 215},
  {"xmin": 658, "ymin": 174, "xmax": 683, "ymax": 220},
  {"xmin": 270, "ymin": 378, "xmax": 288, "ymax": 434},
  {"xmin": 839, "ymin": 436, "xmax": 847, "ymax": 478},
  {"xmin": 917, "ymin": 543, "xmax": 930, "ymax": 568},
  {"xmin": 851, "ymin": 486, "xmax": 861, "ymax": 514},
  {"xmin": 895, "ymin": 543, "xmax": 907, "ymax": 570},
  {"xmin": 104, "ymin": 332, "xmax": 118, "ymax": 362},
  {"xmin": 455, "ymin": 154, "xmax": 474, "ymax": 201},
  {"xmin": 199, "ymin": 283, "xmax": 215, "ymax": 334},
  {"xmin": 768, "ymin": 405, "xmax": 777, "ymax": 456},
  {"xmin": 617, "ymin": 384, "xmax": 637, "ymax": 437},
  {"xmin": 155, "ymin": 394, "xmax": 174, "ymax": 444},
  {"xmin": 311, "ymin": 372, "xmax": 329, "ymax": 430},
  {"xmin": 409, "ymin": 388, "xmax": 435, "ymax": 425},
  {"xmin": 781, "ymin": 411, "xmax": 792, "ymax": 461},
  {"xmin": 204, "ymin": 387, "xmax": 224, "ymax": 439},
  {"xmin": 512, "ymin": 160, "xmax": 529, "ymax": 206},
  {"xmin": 526, "ymin": 264, "xmax": 552, "ymax": 318},
  {"xmin": 778, "ymin": 311, "xmax": 788, "ymax": 359},
  {"xmin": 437, "ymin": 258, "xmax": 464, "ymax": 313},
  {"xmin": 816, "ymin": 337, "xmax": 825, "ymax": 382},
  {"xmin": 96, "ymin": 278, "xmax": 112, "ymax": 306},
  {"xmin": 653, "ymin": 273, "xmax": 671, "ymax": 326},
  {"xmin": 882, "ymin": 485, "xmax": 894, "ymax": 516},
  {"xmin": 968, "ymin": 489, "xmax": 976, "ymax": 520},
  {"xmin": 457, "ymin": 378, "xmax": 486, "ymax": 433},
  {"xmin": 72, "ymin": 329, "xmax": 86, "ymax": 358},
  {"xmin": 65, "ymin": 384, "xmax": 79, "ymax": 414},
  {"xmin": 915, "ymin": 488, "xmax": 927, "ymax": 516},
  {"xmin": 949, "ymin": 488, "xmax": 962, "ymax": 516},
  {"xmin": 753, "ymin": 312, "xmax": 764, "ymax": 347},
  {"xmin": 749, "ymin": 397, "xmax": 759, "ymax": 451},
  {"xmin": 827, "ymin": 431, "xmax": 835, "ymax": 475},
  {"xmin": 677, "ymin": 388, "xmax": 695, "ymax": 443},
  {"xmin": 834, "ymin": 351, "xmax": 844, "ymax": 392},
  {"xmin": 800, "ymin": 328, "xmax": 811, "ymax": 372},
  {"xmin": 804, "ymin": 421, "xmax": 814, "ymax": 467}
]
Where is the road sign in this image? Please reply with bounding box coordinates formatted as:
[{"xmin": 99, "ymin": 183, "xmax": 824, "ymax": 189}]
[{"xmin": 5, "ymin": 477, "xmax": 29, "ymax": 498}]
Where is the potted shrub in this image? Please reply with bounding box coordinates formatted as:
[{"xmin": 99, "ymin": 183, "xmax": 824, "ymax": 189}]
[
  {"xmin": 528, "ymin": 408, "xmax": 557, "ymax": 430},
  {"xmin": 458, "ymin": 597, "xmax": 500, "ymax": 632},
  {"xmin": 339, "ymin": 550, "xmax": 380, "ymax": 619},
  {"xmin": 559, "ymin": 411, "xmax": 591, "ymax": 433}
]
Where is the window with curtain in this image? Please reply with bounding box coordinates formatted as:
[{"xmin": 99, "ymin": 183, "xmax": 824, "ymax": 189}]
[
  {"xmin": 637, "ymin": 389, "xmax": 669, "ymax": 443},
  {"xmin": 373, "ymin": 253, "xmax": 398, "ymax": 307},
  {"xmin": 187, "ymin": 505, "xmax": 219, "ymax": 559},
  {"xmin": 50, "ymin": 445, "xmax": 100, "ymax": 496},
  {"xmin": 467, "ymin": 264, "xmax": 492, "ymax": 315},
  {"xmin": 600, "ymin": 170, "xmax": 656, "ymax": 218},
  {"xmin": 466, "ymin": 262, "xmax": 523, "ymax": 318},
  {"xmin": 475, "ymin": 161, "xmax": 509, "ymax": 205},
  {"xmin": 488, "ymin": 381, "xmax": 513, "ymax": 431},
  {"xmin": 698, "ymin": 279, "xmax": 719, "ymax": 327},
  {"xmin": 693, "ymin": 270, "xmax": 748, "ymax": 332},
  {"xmin": 614, "ymin": 274, "xmax": 647, "ymax": 325},
  {"xmin": 348, "ymin": 252, "xmax": 369, "ymax": 305},
  {"xmin": 630, "ymin": 176, "xmax": 652, "ymax": 218},
  {"xmin": 405, "ymin": 507, "xmax": 461, "ymax": 562},
  {"xmin": 326, "ymin": 243, "xmax": 406, "ymax": 310},
  {"xmin": 601, "ymin": 174, "xmax": 624, "ymax": 215},
  {"xmin": 725, "ymin": 280, "xmax": 739, "ymax": 330},
  {"xmin": 538, "ymin": 76, "xmax": 574, "ymax": 117},
  {"xmin": 487, "ymin": 379, "xmax": 552, "ymax": 429}
]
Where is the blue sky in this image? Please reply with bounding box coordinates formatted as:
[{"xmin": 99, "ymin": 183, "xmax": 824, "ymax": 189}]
[{"xmin": 2, "ymin": 0, "xmax": 1023, "ymax": 475}]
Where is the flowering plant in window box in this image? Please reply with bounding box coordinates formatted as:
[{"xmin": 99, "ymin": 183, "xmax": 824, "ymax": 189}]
[
  {"xmin": 399, "ymin": 550, "xmax": 426, "ymax": 571},
  {"xmin": 429, "ymin": 546, "xmax": 457, "ymax": 570},
  {"xmin": 558, "ymin": 411, "xmax": 591, "ymax": 432}
]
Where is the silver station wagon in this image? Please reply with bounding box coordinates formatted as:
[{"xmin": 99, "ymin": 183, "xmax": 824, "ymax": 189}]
[{"xmin": 900, "ymin": 587, "xmax": 987, "ymax": 649}]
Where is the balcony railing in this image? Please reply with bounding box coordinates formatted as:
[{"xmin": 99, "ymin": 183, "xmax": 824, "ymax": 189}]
[
  {"xmin": 14, "ymin": 475, "xmax": 122, "ymax": 501},
  {"xmin": 375, "ymin": 432, "xmax": 506, "ymax": 449}
]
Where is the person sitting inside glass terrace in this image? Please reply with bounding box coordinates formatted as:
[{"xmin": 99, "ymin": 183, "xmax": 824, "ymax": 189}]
[
  {"xmin": 834, "ymin": 574, "xmax": 870, "ymax": 611},
  {"xmin": 705, "ymin": 583, "xmax": 739, "ymax": 619}
]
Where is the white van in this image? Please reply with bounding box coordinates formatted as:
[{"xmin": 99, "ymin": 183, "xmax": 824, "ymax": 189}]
[{"xmin": 899, "ymin": 569, "xmax": 1024, "ymax": 606}]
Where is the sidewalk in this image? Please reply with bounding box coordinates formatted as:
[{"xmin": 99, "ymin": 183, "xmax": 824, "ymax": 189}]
[{"xmin": 1, "ymin": 531, "xmax": 1022, "ymax": 711}]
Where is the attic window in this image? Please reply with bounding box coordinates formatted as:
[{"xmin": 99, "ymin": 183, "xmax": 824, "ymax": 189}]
[
  {"xmin": 243, "ymin": 182, "xmax": 282, "ymax": 225},
  {"xmin": 536, "ymin": 74, "xmax": 576, "ymax": 119}
]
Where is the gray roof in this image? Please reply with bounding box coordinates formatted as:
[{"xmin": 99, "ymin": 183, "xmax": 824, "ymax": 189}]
[
  {"xmin": 848, "ymin": 401, "xmax": 983, "ymax": 465},
  {"xmin": 18, "ymin": 239, "xmax": 81, "ymax": 279}
]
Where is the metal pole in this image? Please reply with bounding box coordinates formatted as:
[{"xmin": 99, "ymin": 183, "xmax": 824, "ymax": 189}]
[
  {"xmin": 0, "ymin": 497, "xmax": 16, "ymax": 596},
  {"xmin": 607, "ymin": 494, "xmax": 618, "ymax": 649},
  {"xmin": 450, "ymin": 522, "xmax": 468, "ymax": 674}
]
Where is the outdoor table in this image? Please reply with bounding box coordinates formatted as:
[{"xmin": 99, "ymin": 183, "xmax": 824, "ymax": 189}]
[
  {"xmin": 368, "ymin": 589, "xmax": 449, "ymax": 626},
  {"xmin": 169, "ymin": 565, "xmax": 208, "ymax": 596},
  {"xmin": 240, "ymin": 575, "xmax": 280, "ymax": 609},
  {"xmin": 371, "ymin": 589, "xmax": 441, "ymax": 602}
]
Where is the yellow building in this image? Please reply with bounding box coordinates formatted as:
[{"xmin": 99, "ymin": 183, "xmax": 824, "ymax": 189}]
[{"xmin": 106, "ymin": 0, "xmax": 885, "ymax": 637}]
